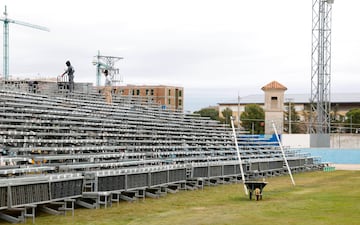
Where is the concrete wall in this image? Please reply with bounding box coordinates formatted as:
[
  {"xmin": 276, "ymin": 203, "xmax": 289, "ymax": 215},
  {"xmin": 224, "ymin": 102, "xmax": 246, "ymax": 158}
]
[
  {"xmin": 282, "ymin": 134, "xmax": 360, "ymax": 149},
  {"xmin": 310, "ymin": 134, "xmax": 330, "ymax": 148},
  {"xmin": 282, "ymin": 134, "xmax": 310, "ymax": 148},
  {"xmin": 330, "ymin": 134, "xmax": 360, "ymax": 149},
  {"xmin": 264, "ymin": 112, "xmax": 284, "ymax": 135}
]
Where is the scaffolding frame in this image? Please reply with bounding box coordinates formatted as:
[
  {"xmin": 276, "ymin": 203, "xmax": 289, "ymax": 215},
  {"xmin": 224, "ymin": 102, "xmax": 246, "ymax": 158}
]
[{"xmin": 310, "ymin": 0, "xmax": 334, "ymax": 134}]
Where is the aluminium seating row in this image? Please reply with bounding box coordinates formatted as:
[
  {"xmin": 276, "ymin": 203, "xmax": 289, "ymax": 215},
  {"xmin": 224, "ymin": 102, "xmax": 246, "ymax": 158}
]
[{"xmin": 0, "ymin": 88, "xmax": 320, "ymax": 223}]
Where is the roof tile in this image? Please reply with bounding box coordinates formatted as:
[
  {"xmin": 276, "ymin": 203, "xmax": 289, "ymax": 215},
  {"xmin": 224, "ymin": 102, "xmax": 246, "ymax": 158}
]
[{"xmin": 261, "ymin": 81, "xmax": 287, "ymax": 91}]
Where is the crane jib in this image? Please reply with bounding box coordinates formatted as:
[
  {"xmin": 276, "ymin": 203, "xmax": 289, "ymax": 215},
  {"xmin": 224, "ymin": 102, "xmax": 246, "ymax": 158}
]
[{"xmin": 1, "ymin": 5, "xmax": 50, "ymax": 80}]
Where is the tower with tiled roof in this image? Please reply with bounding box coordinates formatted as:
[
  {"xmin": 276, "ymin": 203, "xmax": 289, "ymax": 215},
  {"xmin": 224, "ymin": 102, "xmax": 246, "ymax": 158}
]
[{"xmin": 261, "ymin": 81, "xmax": 287, "ymax": 134}]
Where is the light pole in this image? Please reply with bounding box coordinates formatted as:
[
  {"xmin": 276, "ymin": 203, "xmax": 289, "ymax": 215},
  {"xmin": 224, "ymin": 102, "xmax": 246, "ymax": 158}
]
[
  {"xmin": 286, "ymin": 98, "xmax": 293, "ymax": 134},
  {"xmin": 310, "ymin": 0, "xmax": 334, "ymax": 134},
  {"xmin": 237, "ymin": 94, "xmax": 241, "ymax": 129}
]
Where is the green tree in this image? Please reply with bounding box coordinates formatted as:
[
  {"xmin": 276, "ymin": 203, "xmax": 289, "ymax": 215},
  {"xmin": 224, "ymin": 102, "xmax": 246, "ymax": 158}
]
[
  {"xmin": 345, "ymin": 108, "xmax": 360, "ymax": 133},
  {"xmin": 193, "ymin": 107, "xmax": 219, "ymax": 121},
  {"xmin": 221, "ymin": 107, "xmax": 233, "ymax": 126},
  {"xmin": 240, "ymin": 104, "xmax": 265, "ymax": 134}
]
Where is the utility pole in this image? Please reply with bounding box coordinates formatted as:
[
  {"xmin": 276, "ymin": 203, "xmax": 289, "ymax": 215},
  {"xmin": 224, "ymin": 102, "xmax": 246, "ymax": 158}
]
[
  {"xmin": 237, "ymin": 93, "xmax": 241, "ymax": 128},
  {"xmin": 0, "ymin": 6, "xmax": 49, "ymax": 80},
  {"xmin": 289, "ymin": 100, "xmax": 292, "ymax": 134},
  {"xmin": 286, "ymin": 98, "xmax": 293, "ymax": 134}
]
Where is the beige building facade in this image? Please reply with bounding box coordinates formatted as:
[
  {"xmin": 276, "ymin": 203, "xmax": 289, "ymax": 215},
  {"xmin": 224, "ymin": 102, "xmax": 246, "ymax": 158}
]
[
  {"xmin": 114, "ymin": 85, "xmax": 184, "ymax": 111},
  {"xmin": 218, "ymin": 81, "xmax": 360, "ymax": 134}
]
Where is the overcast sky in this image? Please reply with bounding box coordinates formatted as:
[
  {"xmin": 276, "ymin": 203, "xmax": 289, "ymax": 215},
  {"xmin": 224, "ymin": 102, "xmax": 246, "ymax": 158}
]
[{"xmin": 1, "ymin": 0, "xmax": 360, "ymax": 112}]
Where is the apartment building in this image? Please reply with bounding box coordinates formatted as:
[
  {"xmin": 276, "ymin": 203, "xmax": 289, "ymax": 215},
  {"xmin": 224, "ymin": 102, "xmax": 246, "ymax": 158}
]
[{"xmin": 115, "ymin": 85, "xmax": 184, "ymax": 111}]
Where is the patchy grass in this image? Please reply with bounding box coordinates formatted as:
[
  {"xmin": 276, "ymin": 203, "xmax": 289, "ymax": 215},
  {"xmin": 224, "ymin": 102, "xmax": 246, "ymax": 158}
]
[{"xmin": 3, "ymin": 170, "xmax": 360, "ymax": 225}]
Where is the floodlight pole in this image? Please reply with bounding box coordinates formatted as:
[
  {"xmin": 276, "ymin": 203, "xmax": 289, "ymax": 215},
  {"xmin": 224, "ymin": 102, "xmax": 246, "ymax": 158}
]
[
  {"xmin": 272, "ymin": 121, "xmax": 296, "ymax": 186},
  {"xmin": 230, "ymin": 116, "xmax": 248, "ymax": 195},
  {"xmin": 310, "ymin": 0, "xmax": 334, "ymax": 134}
]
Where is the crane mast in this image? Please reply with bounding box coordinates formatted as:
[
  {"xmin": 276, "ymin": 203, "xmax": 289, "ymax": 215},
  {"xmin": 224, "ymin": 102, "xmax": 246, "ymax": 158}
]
[
  {"xmin": 93, "ymin": 51, "xmax": 123, "ymax": 87},
  {"xmin": 0, "ymin": 5, "xmax": 49, "ymax": 80}
]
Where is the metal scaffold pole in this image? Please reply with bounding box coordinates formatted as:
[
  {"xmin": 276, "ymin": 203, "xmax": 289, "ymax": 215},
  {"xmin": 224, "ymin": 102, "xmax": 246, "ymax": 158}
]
[
  {"xmin": 230, "ymin": 116, "xmax": 248, "ymax": 195},
  {"xmin": 272, "ymin": 121, "xmax": 295, "ymax": 186}
]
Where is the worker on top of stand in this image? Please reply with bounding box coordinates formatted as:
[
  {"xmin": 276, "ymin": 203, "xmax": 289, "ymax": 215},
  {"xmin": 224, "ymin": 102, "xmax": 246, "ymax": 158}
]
[
  {"xmin": 60, "ymin": 60, "xmax": 75, "ymax": 92},
  {"xmin": 103, "ymin": 69, "xmax": 113, "ymax": 105}
]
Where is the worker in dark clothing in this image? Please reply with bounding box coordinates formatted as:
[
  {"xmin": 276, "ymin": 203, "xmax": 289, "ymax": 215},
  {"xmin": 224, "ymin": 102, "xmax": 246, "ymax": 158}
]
[{"xmin": 60, "ymin": 60, "xmax": 75, "ymax": 92}]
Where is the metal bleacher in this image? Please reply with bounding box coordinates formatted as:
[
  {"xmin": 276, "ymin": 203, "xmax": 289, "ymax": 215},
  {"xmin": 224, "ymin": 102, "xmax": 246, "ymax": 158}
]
[{"xmin": 0, "ymin": 84, "xmax": 321, "ymax": 223}]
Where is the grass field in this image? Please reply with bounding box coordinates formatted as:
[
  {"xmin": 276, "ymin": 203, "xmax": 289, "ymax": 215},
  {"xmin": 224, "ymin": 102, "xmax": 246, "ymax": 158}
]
[{"xmin": 3, "ymin": 170, "xmax": 360, "ymax": 225}]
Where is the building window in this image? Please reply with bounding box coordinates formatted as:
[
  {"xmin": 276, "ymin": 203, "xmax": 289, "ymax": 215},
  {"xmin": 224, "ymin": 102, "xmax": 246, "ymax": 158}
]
[
  {"xmin": 271, "ymin": 96, "xmax": 278, "ymax": 109},
  {"xmin": 168, "ymin": 99, "xmax": 171, "ymax": 105},
  {"xmin": 150, "ymin": 89, "xmax": 154, "ymax": 95},
  {"xmin": 168, "ymin": 89, "xmax": 171, "ymax": 96},
  {"xmin": 179, "ymin": 99, "xmax": 182, "ymax": 106},
  {"xmin": 146, "ymin": 89, "xmax": 149, "ymax": 95},
  {"xmin": 178, "ymin": 90, "xmax": 182, "ymax": 97},
  {"xmin": 136, "ymin": 89, "xmax": 140, "ymax": 95},
  {"xmin": 131, "ymin": 90, "xmax": 135, "ymax": 95}
]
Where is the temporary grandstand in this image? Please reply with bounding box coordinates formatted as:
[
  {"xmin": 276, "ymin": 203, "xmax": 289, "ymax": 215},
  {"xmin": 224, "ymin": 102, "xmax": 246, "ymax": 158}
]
[{"xmin": 0, "ymin": 80, "xmax": 321, "ymax": 223}]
